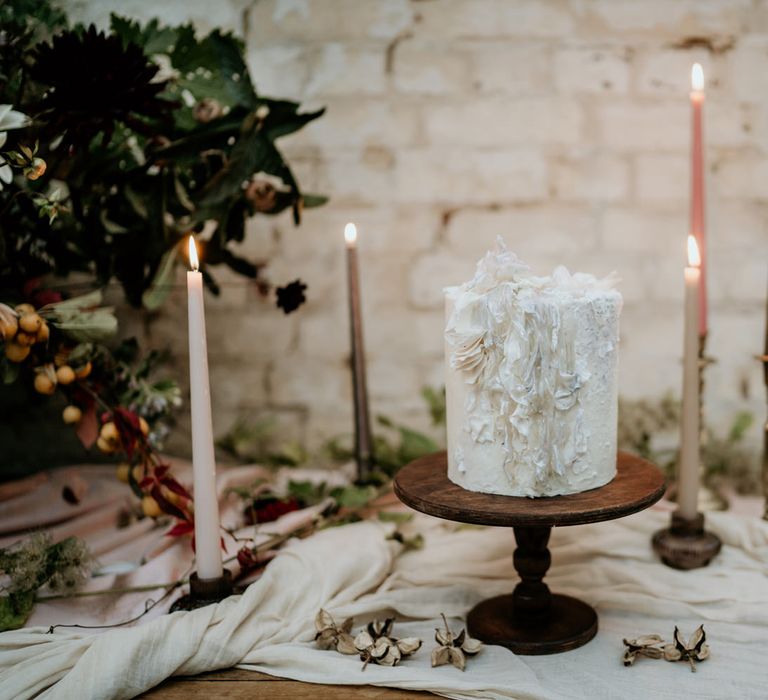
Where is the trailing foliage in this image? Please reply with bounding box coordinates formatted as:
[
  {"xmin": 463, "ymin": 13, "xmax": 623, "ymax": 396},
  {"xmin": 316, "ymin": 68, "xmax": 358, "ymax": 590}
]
[{"xmin": 0, "ymin": 2, "xmax": 324, "ymax": 306}]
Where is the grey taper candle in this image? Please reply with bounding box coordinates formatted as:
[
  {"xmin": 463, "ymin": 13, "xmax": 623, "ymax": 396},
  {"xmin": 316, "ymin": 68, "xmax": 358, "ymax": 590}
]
[{"xmin": 345, "ymin": 223, "xmax": 373, "ymax": 481}]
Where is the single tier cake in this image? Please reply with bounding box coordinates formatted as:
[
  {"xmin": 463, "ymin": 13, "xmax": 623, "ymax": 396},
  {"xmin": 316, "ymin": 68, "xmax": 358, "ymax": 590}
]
[{"xmin": 444, "ymin": 239, "xmax": 622, "ymax": 497}]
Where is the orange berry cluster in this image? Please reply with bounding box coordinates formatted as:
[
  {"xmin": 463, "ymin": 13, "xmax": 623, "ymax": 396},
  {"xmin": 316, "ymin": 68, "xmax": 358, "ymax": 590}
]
[{"xmin": 1, "ymin": 304, "xmax": 49, "ymax": 362}]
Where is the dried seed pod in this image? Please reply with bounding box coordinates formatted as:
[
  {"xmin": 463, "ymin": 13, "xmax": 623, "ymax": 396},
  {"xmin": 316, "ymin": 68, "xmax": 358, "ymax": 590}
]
[
  {"xmin": 622, "ymin": 634, "xmax": 665, "ymax": 667},
  {"xmin": 314, "ymin": 609, "xmax": 357, "ymax": 655},
  {"xmin": 663, "ymin": 626, "xmax": 709, "ymax": 672},
  {"xmin": 431, "ymin": 613, "xmax": 483, "ymax": 671},
  {"xmin": 354, "ymin": 618, "xmax": 421, "ymax": 670}
]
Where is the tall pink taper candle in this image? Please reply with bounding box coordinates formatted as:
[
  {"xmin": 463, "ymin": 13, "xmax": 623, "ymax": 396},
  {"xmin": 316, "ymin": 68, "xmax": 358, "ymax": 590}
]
[
  {"xmin": 690, "ymin": 63, "xmax": 708, "ymax": 339},
  {"xmin": 678, "ymin": 235, "xmax": 702, "ymax": 520},
  {"xmin": 187, "ymin": 236, "xmax": 223, "ymax": 580}
]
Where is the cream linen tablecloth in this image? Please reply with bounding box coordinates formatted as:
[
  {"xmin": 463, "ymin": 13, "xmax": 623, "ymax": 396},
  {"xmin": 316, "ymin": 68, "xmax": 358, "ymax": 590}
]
[{"xmin": 0, "ymin": 467, "xmax": 767, "ymax": 699}]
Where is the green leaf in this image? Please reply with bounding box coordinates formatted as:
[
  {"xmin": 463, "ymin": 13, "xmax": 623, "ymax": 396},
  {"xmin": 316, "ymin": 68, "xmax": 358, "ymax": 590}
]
[
  {"xmin": 0, "ymin": 591, "xmax": 35, "ymax": 632},
  {"xmin": 727, "ymin": 411, "xmax": 753, "ymax": 443},
  {"xmin": 378, "ymin": 511, "xmax": 413, "ymax": 524},
  {"xmin": 398, "ymin": 426, "xmax": 438, "ymax": 461},
  {"xmin": 302, "ymin": 193, "xmax": 329, "ymax": 208},
  {"xmin": 421, "ymin": 385, "xmax": 446, "ymax": 426},
  {"xmin": 1, "ymin": 359, "xmax": 19, "ymax": 385},
  {"xmin": 110, "ymin": 14, "xmax": 181, "ymax": 55},
  {"xmin": 40, "ymin": 289, "xmax": 103, "ymax": 313},
  {"xmin": 39, "ymin": 291, "xmax": 117, "ymax": 341},
  {"xmin": 287, "ymin": 480, "xmax": 328, "ymax": 506},
  {"xmin": 257, "ymin": 101, "xmax": 324, "ymax": 141},
  {"xmin": 51, "ymin": 310, "xmax": 118, "ymax": 342},
  {"xmin": 330, "ymin": 484, "xmax": 378, "ymax": 508},
  {"xmin": 142, "ymin": 247, "xmax": 179, "ymax": 311},
  {"xmin": 148, "ymin": 111, "xmax": 244, "ymax": 163},
  {"xmin": 199, "ymin": 126, "xmax": 294, "ymax": 207}
]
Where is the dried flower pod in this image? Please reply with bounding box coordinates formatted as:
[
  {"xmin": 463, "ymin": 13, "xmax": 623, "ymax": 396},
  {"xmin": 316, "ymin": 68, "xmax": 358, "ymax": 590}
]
[
  {"xmin": 354, "ymin": 617, "xmax": 421, "ymax": 670},
  {"xmin": 314, "ymin": 609, "xmax": 356, "ymax": 655},
  {"xmin": 431, "ymin": 613, "xmax": 483, "ymax": 671},
  {"xmin": 663, "ymin": 625, "xmax": 709, "ymax": 672},
  {"xmin": 622, "ymin": 634, "xmax": 665, "ymax": 666}
]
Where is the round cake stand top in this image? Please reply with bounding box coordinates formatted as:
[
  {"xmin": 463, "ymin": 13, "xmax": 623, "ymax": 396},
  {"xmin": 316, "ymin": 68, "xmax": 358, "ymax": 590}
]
[{"xmin": 394, "ymin": 451, "xmax": 666, "ymax": 528}]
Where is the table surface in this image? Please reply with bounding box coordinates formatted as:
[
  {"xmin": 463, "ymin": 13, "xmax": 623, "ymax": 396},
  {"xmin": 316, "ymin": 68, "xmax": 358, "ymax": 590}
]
[
  {"xmin": 139, "ymin": 668, "xmax": 433, "ymax": 698},
  {"xmin": 394, "ymin": 451, "xmax": 666, "ymax": 527}
]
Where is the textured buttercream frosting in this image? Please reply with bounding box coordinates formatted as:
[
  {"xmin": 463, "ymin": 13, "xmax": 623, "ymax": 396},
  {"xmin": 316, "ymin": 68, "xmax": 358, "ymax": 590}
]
[{"xmin": 444, "ymin": 239, "xmax": 622, "ymax": 497}]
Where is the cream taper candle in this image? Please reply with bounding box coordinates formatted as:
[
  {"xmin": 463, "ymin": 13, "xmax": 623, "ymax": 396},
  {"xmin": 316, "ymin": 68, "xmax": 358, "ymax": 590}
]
[
  {"xmin": 678, "ymin": 235, "xmax": 702, "ymax": 520},
  {"xmin": 187, "ymin": 236, "xmax": 223, "ymax": 580}
]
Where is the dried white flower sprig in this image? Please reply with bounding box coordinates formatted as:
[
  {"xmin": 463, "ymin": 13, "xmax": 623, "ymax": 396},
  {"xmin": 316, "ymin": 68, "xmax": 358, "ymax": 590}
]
[
  {"xmin": 354, "ymin": 618, "xmax": 422, "ymax": 670},
  {"xmin": 431, "ymin": 613, "xmax": 483, "ymax": 671},
  {"xmin": 663, "ymin": 625, "xmax": 710, "ymax": 672},
  {"xmin": 314, "ymin": 609, "xmax": 356, "ymax": 655}
]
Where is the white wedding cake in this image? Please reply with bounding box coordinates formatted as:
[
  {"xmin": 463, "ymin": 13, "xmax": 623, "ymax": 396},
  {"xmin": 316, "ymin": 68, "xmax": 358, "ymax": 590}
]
[{"xmin": 444, "ymin": 239, "xmax": 622, "ymax": 497}]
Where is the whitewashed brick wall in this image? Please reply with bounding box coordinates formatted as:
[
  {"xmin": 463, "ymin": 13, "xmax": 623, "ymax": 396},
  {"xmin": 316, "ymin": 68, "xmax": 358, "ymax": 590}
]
[{"xmin": 65, "ymin": 0, "xmax": 767, "ymax": 457}]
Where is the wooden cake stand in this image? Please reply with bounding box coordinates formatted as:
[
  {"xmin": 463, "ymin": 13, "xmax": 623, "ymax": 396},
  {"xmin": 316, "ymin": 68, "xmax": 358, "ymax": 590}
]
[{"xmin": 393, "ymin": 451, "xmax": 665, "ymax": 655}]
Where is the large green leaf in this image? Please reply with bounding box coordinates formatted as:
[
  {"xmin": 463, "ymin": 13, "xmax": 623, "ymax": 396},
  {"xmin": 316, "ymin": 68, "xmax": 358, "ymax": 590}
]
[
  {"xmin": 142, "ymin": 246, "xmax": 179, "ymax": 311},
  {"xmin": 110, "ymin": 14, "xmax": 181, "ymax": 55},
  {"xmin": 257, "ymin": 99, "xmax": 324, "ymax": 141},
  {"xmin": 170, "ymin": 29, "xmax": 256, "ymax": 109},
  {"xmin": 41, "ymin": 289, "xmax": 103, "ymax": 312},
  {"xmin": 198, "ymin": 125, "xmax": 295, "ymax": 207},
  {"xmin": 40, "ymin": 291, "xmax": 118, "ymax": 341}
]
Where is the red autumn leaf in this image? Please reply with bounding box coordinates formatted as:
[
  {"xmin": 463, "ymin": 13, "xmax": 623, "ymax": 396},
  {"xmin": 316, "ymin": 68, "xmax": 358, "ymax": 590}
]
[
  {"xmin": 166, "ymin": 521, "xmax": 195, "ymax": 538},
  {"xmin": 154, "ymin": 464, "xmax": 170, "ymax": 479},
  {"xmin": 159, "ymin": 475, "xmax": 192, "ymax": 500},
  {"xmin": 113, "ymin": 408, "xmax": 142, "ymax": 460},
  {"xmin": 237, "ymin": 546, "xmax": 258, "ymax": 571},
  {"xmin": 114, "ymin": 407, "xmax": 141, "ymax": 432},
  {"xmin": 138, "ymin": 476, "xmax": 154, "ymax": 491},
  {"xmin": 149, "ymin": 484, "xmax": 188, "ymax": 521},
  {"xmin": 247, "ymin": 497, "xmax": 301, "ymax": 524},
  {"xmin": 75, "ymin": 404, "xmax": 99, "ymax": 449}
]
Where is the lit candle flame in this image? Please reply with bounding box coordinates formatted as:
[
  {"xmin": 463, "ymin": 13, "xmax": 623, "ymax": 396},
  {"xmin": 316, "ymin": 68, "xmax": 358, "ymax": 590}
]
[
  {"xmin": 691, "ymin": 63, "xmax": 704, "ymax": 92},
  {"xmin": 344, "ymin": 222, "xmax": 357, "ymax": 246},
  {"xmin": 188, "ymin": 236, "xmax": 199, "ymax": 272},
  {"xmin": 687, "ymin": 235, "xmax": 701, "ymax": 267}
]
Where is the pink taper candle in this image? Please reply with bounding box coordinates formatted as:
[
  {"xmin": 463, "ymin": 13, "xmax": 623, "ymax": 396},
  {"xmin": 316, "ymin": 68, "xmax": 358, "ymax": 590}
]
[{"xmin": 690, "ymin": 63, "xmax": 708, "ymax": 339}]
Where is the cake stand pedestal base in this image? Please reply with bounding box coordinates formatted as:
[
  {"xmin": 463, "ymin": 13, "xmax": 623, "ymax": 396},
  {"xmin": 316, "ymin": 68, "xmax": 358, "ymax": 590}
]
[
  {"xmin": 394, "ymin": 451, "xmax": 665, "ymax": 655},
  {"xmin": 466, "ymin": 525, "xmax": 597, "ymax": 654}
]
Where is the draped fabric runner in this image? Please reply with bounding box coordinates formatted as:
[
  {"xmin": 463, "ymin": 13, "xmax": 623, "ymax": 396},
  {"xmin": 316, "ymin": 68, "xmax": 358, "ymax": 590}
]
[{"xmin": 0, "ymin": 466, "xmax": 767, "ymax": 699}]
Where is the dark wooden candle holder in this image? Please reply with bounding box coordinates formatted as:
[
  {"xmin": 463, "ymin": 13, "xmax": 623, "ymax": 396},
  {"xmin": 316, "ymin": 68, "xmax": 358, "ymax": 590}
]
[
  {"xmin": 394, "ymin": 452, "xmax": 665, "ymax": 655},
  {"xmin": 169, "ymin": 568, "xmax": 234, "ymax": 612},
  {"xmin": 651, "ymin": 511, "xmax": 721, "ymax": 570}
]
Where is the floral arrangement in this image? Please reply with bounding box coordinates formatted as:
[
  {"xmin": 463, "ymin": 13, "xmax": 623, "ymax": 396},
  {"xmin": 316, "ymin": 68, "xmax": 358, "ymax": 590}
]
[{"xmin": 0, "ymin": 1, "xmax": 324, "ymax": 525}]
